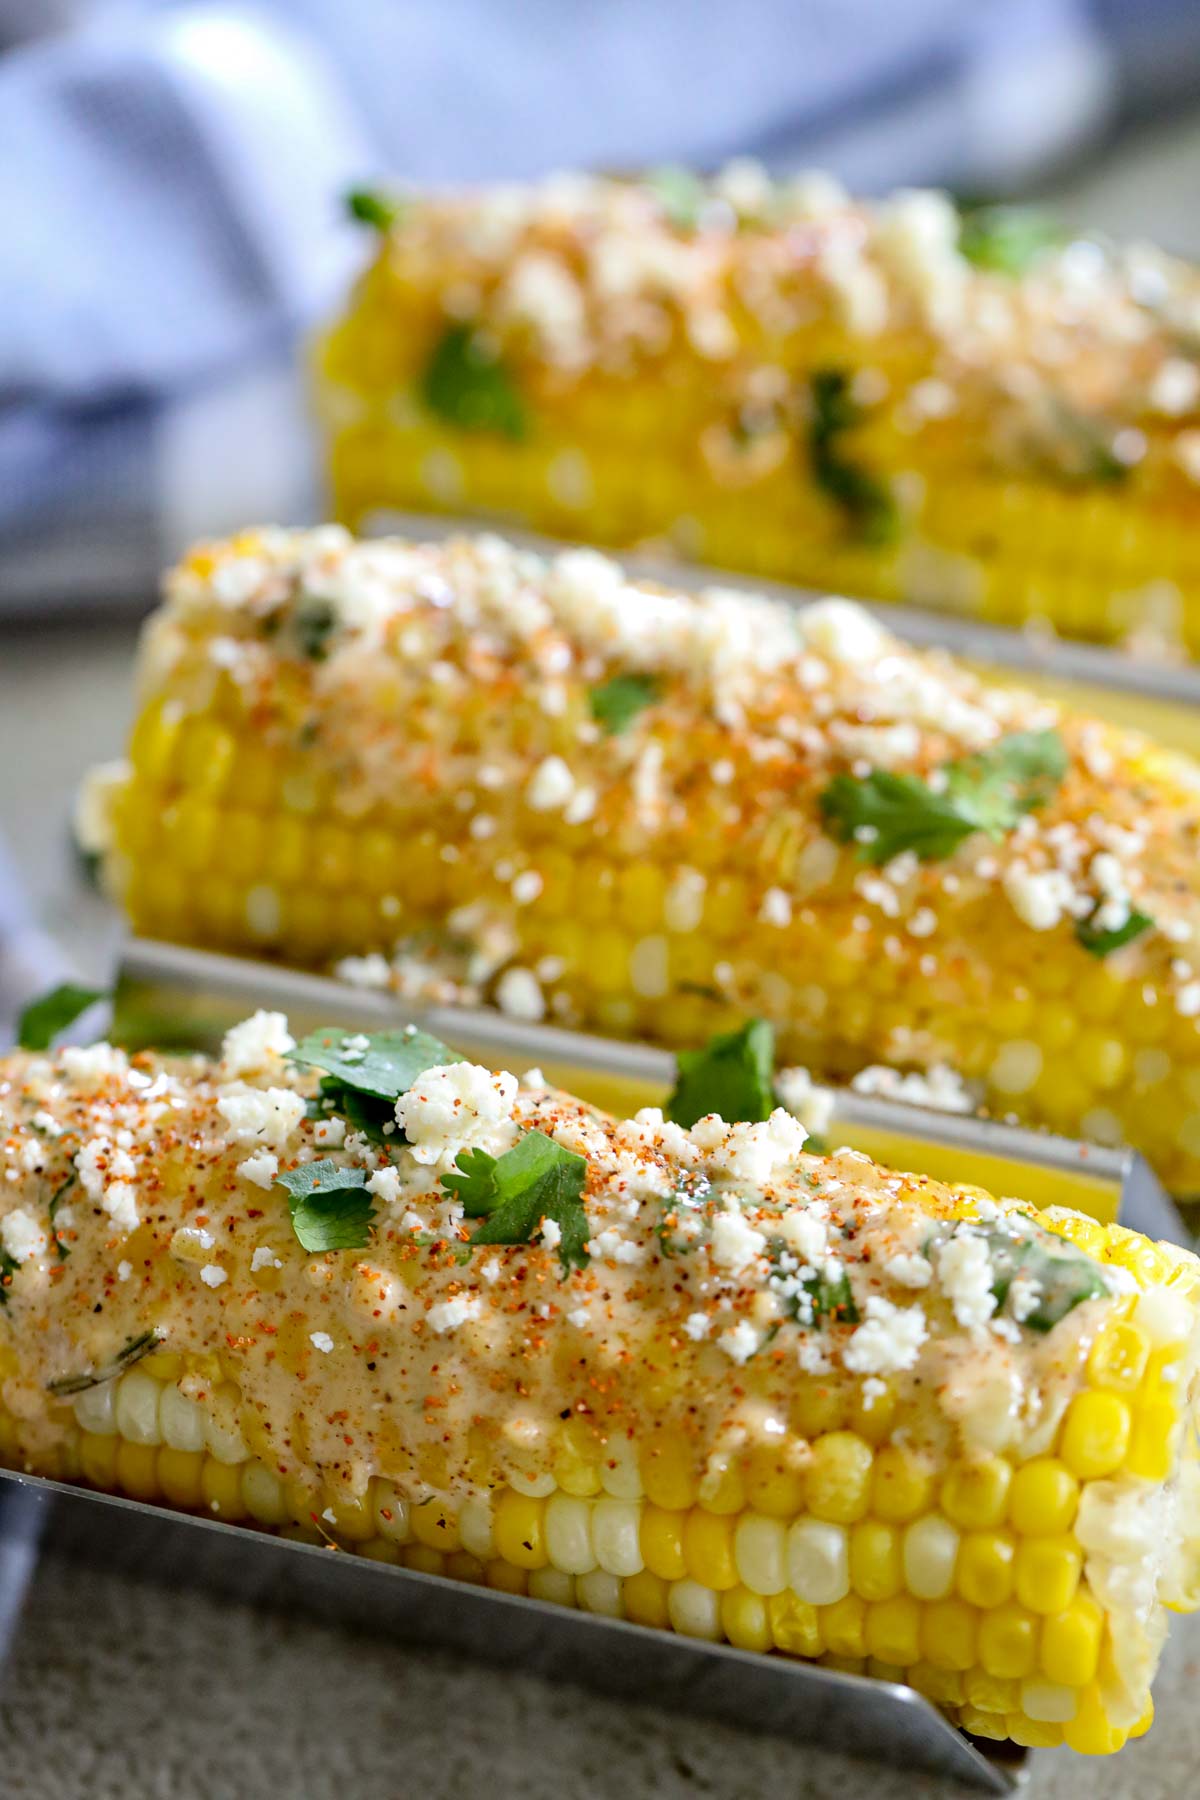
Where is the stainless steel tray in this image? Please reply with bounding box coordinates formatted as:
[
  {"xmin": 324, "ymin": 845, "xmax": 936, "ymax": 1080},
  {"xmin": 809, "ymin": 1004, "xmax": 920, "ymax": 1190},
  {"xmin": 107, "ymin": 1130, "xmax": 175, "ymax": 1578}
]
[{"xmin": 17, "ymin": 932, "xmax": 1186, "ymax": 1792}]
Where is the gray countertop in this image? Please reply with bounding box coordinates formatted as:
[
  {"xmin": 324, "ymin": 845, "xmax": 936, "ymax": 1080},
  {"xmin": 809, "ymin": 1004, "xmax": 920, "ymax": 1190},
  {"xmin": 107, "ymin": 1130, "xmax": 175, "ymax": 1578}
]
[{"xmin": 5, "ymin": 113, "xmax": 1200, "ymax": 1799}]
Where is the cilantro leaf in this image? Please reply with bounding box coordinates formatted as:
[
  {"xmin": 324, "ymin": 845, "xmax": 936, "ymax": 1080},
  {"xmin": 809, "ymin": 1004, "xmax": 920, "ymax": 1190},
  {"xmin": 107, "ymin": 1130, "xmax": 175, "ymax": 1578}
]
[
  {"xmin": 927, "ymin": 1220, "xmax": 1108, "ymax": 1333},
  {"xmin": 46, "ymin": 1329, "xmax": 162, "ymax": 1395},
  {"xmin": 666, "ymin": 1019, "xmax": 776, "ymax": 1130},
  {"xmin": 420, "ymin": 324, "xmax": 526, "ymax": 440},
  {"xmin": 1075, "ymin": 909, "xmax": 1154, "ymax": 958},
  {"xmin": 807, "ymin": 369, "xmax": 898, "ymax": 546},
  {"xmin": 345, "ymin": 187, "xmax": 402, "ymax": 231},
  {"xmin": 0, "ymin": 1249, "xmax": 17, "ymax": 1308},
  {"xmin": 958, "ymin": 205, "xmax": 1063, "ymax": 276},
  {"xmin": 18, "ymin": 983, "xmax": 109, "ymax": 1051},
  {"xmin": 767, "ymin": 1242, "xmax": 859, "ymax": 1328},
  {"xmin": 276, "ymin": 1159, "xmax": 376, "ymax": 1253},
  {"xmin": 820, "ymin": 729, "xmax": 1068, "ymax": 865},
  {"xmin": 290, "ymin": 1026, "xmax": 457, "ymax": 1103},
  {"xmin": 646, "ymin": 165, "xmax": 708, "ymax": 232},
  {"xmin": 291, "ymin": 596, "xmax": 337, "ymax": 661},
  {"xmin": 440, "ymin": 1146, "xmax": 501, "ymax": 1218},
  {"xmin": 448, "ymin": 1130, "xmax": 589, "ymax": 1272},
  {"xmin": 589, "ymin": 672, "xmax": 661, "ymax": 735},
  {"xmin": 48, "ymin": 1174, "xmax": 75, "ymax": 1261}
]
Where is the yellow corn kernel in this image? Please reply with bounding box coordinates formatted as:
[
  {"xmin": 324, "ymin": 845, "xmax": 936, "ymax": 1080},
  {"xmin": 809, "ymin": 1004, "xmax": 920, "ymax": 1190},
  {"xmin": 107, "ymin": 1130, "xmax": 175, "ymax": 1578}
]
[
  {"xmin": 871, "ymin": 1445, "xmax": 935, "ymax": 1523},
  {"xmin": 960, "ymin": 1706, "xmax": 1010, "ymax": 1741},
  {"xmin": 806, "ymin": 1432, "xmax": 873, "ymax": 1524},
  {"xmin": 114, "ymin": 1440, "xmax": 160, "ymax": 1502},
  {"xmin": 1040, "ymin": 1592, "xmax": 1103, "ymax": 1687},
  {"xmin": 955, "ymin": 1530, "xmax": 1016, "ymax": 1609},
  {"xmin": 640, "ymin": 1431, "xmax": 698, "ymax": 1511},
  {"xmin": 485, "ymin": 1559, "xmax": 528, "ymax": 1596},
  {"xmin": 1063, "ymin": 1684, "xmax": 1125, "ymax": 1755},
  {"xmin": 403, "ymin": 1544, "xmax": 446, "ymax": 1577},
  {"xmin": 1059, "ymin": 1391, "xmax": 1132, "ymax": 1480},
  {"xmin": 697, "ymin": 1454, "xmax": 746, "ymax": 1516},
  {"xmin": 720, "ymin": 1586, "xmax": 772, "ymax": 1654},
  {"xmin": 1008, "ymin": 1458, "xmax": 1079, "ymax": 1535},
  {"xmin": 553, "ymin": 1421, "xmax": 603, "ymax": 1497},
  {"xmin": 906, "ymin": 1662, "xmax": 964, "ymax": 1706},
  {"xmin": 742, "ymin": 1441, "xmax": 806, "ymax": 1517},
  {"xmin": 622, "ymin": 1568, "xmax": 670, "ymax": 1629},
  {"xmin": 822, "ymin": 1593, "xmax": 868, "ymax": 1659},
  {"xmin": 963, "ymin": 1669, "xmax": 1019, "ymax": 1714},
  {"xmin": 78, "ymin": 1430, "xmax": 119, "ymax": 1490},
  {"xmin": 1015, "ymin": 1534, "xmax": 1082, "ymax": 1617},
  {"xmin": 941, "ymin": 1457, "xmax": 1011, "ymax": 1531},
  {"xmin": 978, "ymin": 1602, "xmax": 1039, "ymax": 1679},
  {"xmin": 846, "ymin": 1382, "xmax": 897, "ymax": 1445},
  {"xmin": 493, "ymin": 1488, "xmax": 548, "ymax": 1569},
  {"xmin": 324, "ymin": 1493, "xmax": 376, "ymax": 1544},
  {"xmin": 921, "ymin": 1599, "xmax": 978, "ymax": 1672},
  {"xmin": 1125, "ymin": 1399, "xmax": 1179, "ymax": 1481},
  {"xmin": 1087, "ymin": 1319, "xmax": 1151, "ymax": 1392},
  {"xmin": 157, "ymin": 1446, "xmax": 204, "ymax": 1509},
  {"xmin": 792, "ymin": 1383, "xmax": 846, "ymax": 1440},
  {"xmin": 864, "ymin": 1594, "xmax": 921, "ymax": 1667},
  {"xmin": 1131, "ymin": 1698, "xmax": 1154, "ymax": 1740},
  {"xmin": 767, "ymin": 1591, "xmax": 824, "ymax": 1659},
  {"xmin": 1007, "ymin": 1715, "xmax": 1065, "ymax": 1749},
  {"xmin": 200, "ymin": 1456, "xmax": 247, "ymax": 1521},
  {"xmin": 848, "ymin": 1520, "xmax": 902, "ymax": 1602},
  {"xmin": 640, "ymin": 1506, "xmax": 688, "ymax": 1580},
  {"xmin": 411, "ymin": 1498, "xmax": 463, "ymax": 1554},
  {"xmin": 682, "ymin": 1508, "xmax": 738, "ymax": 1591}
]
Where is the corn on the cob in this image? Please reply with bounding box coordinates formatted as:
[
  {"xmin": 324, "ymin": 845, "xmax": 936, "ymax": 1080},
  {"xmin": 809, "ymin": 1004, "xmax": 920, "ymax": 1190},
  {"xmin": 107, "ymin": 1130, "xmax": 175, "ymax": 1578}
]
[
  {"xmin": 90, "ymin": 526, "xmax": 1200, "ymax": 1192},
  {"xmin": 315, "ymin": 168, "xmax": 1200, "ymax": 655},
  {"xmin": 2, "ymin": 1014, "xmax": 1198, "ymax": 1754}
]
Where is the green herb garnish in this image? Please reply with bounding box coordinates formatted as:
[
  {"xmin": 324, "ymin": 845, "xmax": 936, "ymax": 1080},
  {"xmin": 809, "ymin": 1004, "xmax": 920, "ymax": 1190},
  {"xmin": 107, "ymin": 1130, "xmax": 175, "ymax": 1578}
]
[
  {"xmin": 276, "ymin": 1159, "xmax": 376, "ymax": 1253},
  {"xmin": 958, "ymin": 205, "xmax": 1063, "ymax": 276},
  {"xmin": 0, "ymin": 1250, "xmax": 18, "ymax": 1308},
  {"xmin": 928, "ymin": 1220, "xmax": 1109, "ymax": 1333},
  {"xmin": 441, "ymin": 1130, "xmax": 590, "ymax": 1273},
  {"xmin": 1075, "ymin": 908, "xmax": 1154, "ymax": 958},
  {"xmin": 646, "ymin": 165, "xmax": 708, "ymax": 232},
  {"xmin": 17, "ymin": 983, "xmax": 109, "ymax": 1051},
  {"xmin": 807, "ymin": 368, "xmax": 898, "ymax": 546},
  {"xmin": 767, "ymin": 1241, "xmax": 859, "ymax": 1327},
  {"xmin": 291, "ymin": 597, "xmax": 337, "ymax": 661},
  {"xmin": 48, "ymin": 1175, "xmax": 75, "ymax": 1261},
  {"xmin": 820, "ymin": 729, "xmax": 1068, "ymax": 865},
  {"xmin": 290, "ymin": 1026, "xmax": 457, "ymax": 1142},
  {"xmin": 666, "ymin": 1019, "xmax": 776, "ymax": 1130},
  {"xmin": 420, "ymin": 324, "xmax": 526, "ymax": 440},
  {"xmin": 345, "ymin": 187, "xmax": 402, "ymax": 231},
  {"xmin": 588, "ymin": 672, "xmax": 661, "ymax": 735},
  {"xmin": 46, "ymin": 1329, "xmax": 163, "ymax": 1395}
]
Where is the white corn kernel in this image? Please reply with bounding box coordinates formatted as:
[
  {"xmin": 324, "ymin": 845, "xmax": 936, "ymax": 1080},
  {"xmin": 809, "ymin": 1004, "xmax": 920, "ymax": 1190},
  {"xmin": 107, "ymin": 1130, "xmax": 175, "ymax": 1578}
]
[
  {"xmin": 903, "ymin": 1514, "xmax": 959, "ymax": 1600},
  {"xmin": 577, "ymin": 1569, "xmax": 624, "ymax": 1617},
  {"xmin": 241, "ymin": 1461, "xmax": 288, "ymax": 1525},
  {"xmin": 115, "ymin": 1370, "xmax": 162, "ymax": 1447},
  {"xmin": 735, "ymin": 1512, "xmax": 788, "ymax": 1596},
  {"xmin": 544, "ymin": 1492, "xmax": 597, "ymax": 1575},
  {"xmin": 73, "ymin": 1381, "xmax": 117, "ymax": 1437},
  {"xmin": 787, "ymin": 1518, "xmax": 849, "ymax": 1605},
  {"xmin": 159, "ymin": 1384, "xmax": 206, "ymax": 1453},
  {"xmin": 457, "ymin": 1495, "xmax": 493, "ymax": 1560},
  {"xmin": 205, "ymin": 1385, "xmax": 249, "ymax": 1465},
  {"xmin": 1020, "ymin": 1680, "xmax": 1079, "ymax": 1723},
  {"xmin": 668, "ymin": 1578, "xmax": 722, "ymax": 1640},
  {"xmin": 528, "ymin": 1567, "xmax": 577, "ymax": 1607},
  {"xmin": 591, "ymin": 1498, "xmax": 644, "ymax": 1577},
  {"xmin": 599, "ymin": 1437, "xmax": 643, "ymax": 1500},
  {"xmin": 507, "ymin": 1467, "xmax": 557, "ymax": 1499}
]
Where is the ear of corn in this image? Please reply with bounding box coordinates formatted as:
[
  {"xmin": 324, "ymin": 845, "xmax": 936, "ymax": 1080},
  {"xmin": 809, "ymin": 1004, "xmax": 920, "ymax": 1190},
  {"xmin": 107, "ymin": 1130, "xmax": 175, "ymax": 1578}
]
[
  {"xmin": 314, "ymin": 169, "xmax": 1200, "ymax": 655},
  {"xmin": 1, "ymin": 1024, "xmax": 1198, "ymax": 1760},
  {"xmin": 91, "ymin": 526, "xmax": 1200, "ymax": 1193}
]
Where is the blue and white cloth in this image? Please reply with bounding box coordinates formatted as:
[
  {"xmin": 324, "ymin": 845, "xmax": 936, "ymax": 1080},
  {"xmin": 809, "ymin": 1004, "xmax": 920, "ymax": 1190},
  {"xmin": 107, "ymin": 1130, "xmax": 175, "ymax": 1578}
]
[{"xmin": 0, "ymin": 0, "xmax": 1196, "ymax": 617}]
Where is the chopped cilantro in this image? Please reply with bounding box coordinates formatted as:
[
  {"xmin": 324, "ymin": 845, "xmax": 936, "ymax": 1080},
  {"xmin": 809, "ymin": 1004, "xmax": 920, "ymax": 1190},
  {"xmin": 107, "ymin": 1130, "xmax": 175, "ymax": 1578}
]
[
  {"xmin": 767, "ymin": 1240, "xmax": 859, "ymax": 1327},
  {"xmin": 928, "ymin": 1220, "xmax": 1109, "ymax": 1332},
  {"xmin": 47, "ymin": 1329, "xmax": 162, "ymax": 1395},
  {"xmin": 666, "ymin": 1019, "xmax": 776, "ymax": 1130},
  {"xmin": 48, "ymin": 1174, "xmax": 75, "ymax": 1261},
  {"xmin": 0, "ymin": 1249, "xmax": 17, "ymax": 1308},
  {"xmin": 276, "ymin": 1159, "xmax": 376, "ymax": 1253},
  {"xmin": 588, "ymin": 672, "xmax": 661, "ymax": 735},
  {"xmin": 345, "ymin": 187, "xmax": 402, "ymax": 231},
  {"xmin": 820, "ymin": 729, "xmax": 1068, "ymax": 865},
  {"xmin": 645, "ymin": 165, "xmax": 708, "ymax": 232},
  {"xmin": 442, "ymin": 1130, "xmax": 589, "ymax": 1272},
  {"xmin": 420, "ymin": 324, "xmax": 526, "ymax": 439},
  {"xmin": 1075, "ymin": 908, "xmax": 1154, "ymax": 958},
  {"xmin": 807, "ymin": 369, "xmax": 898, "ymax": 546},
  {"xmin": 958, "ymin": 205, "xmax": 1063, "ymax": 276},
  {"xmin": 17, "ymin": 982, "xmax": 109, "ymax": 1051},
  {"xmin": 291, "ymin": 597, "xmax": 337, "ymax": 661},
  {"xmin": 291, "ymin": 1024, "xmax": 458, "ymax": 1143}
]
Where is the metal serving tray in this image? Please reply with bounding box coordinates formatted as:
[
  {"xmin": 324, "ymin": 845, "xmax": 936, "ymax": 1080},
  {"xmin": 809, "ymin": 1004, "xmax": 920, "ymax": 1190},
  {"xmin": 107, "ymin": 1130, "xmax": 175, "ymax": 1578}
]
[{"xmin": 13, "ymin": 934, "xmax": 1186, "ymax": 1794}]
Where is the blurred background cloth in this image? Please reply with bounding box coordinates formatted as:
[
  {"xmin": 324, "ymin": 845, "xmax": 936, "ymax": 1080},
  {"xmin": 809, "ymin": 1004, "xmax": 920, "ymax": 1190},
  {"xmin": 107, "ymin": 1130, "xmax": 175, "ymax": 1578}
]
[{"xmin": 3, "ymin": 0, "xmax": 1200, "ymax": 616}]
